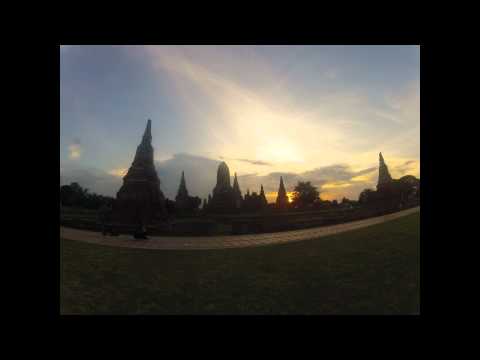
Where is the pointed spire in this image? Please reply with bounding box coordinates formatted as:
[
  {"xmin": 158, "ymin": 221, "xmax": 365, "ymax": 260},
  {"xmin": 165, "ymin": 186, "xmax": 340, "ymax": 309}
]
[
  {"xmin": 279, "ymin": 176, "xmax": 286, "ymax": 193},
  {"xmin": 260, "ymin": 184, "xmax": 268, "ymax": 207},
  {"xmin": 377, "ymin": 152, "xmax": 392, "ymax": 189},
  {"xmin": 180, "ymin": 171, "xmax": 186, "ymax": 186},
  {"xmin": 276, "ymin": 176, "xmax": 289, "ymax": 208},
  {"xmin": 232, "ymin": 172, "xmax": 243, "ymax": 208},
  {"xmin": 141, "ymin": 119, "xmax": 152, "ymax": 145},
  {"xmin": 233, "ymin": 172, "xmax": 239, "ymax": 187},
  {"xmin": 176, "ymin": 170, "xmax": 189, "ymax": 200},
  {"xmin": 233, "ymin": 172, "xmax": 241, "ymax": 193}
]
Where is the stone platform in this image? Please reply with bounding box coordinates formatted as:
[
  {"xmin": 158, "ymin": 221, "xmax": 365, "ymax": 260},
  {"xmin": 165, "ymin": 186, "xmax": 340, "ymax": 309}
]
[{"xmin": 60, "ymin": 206, "xmax": 419, "ymax": 250}]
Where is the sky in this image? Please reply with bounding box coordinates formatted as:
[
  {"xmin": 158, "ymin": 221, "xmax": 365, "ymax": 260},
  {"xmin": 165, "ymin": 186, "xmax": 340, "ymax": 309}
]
[{"xmin": 60, "ymin": 45, "xmax": 420, "ymax": 202}]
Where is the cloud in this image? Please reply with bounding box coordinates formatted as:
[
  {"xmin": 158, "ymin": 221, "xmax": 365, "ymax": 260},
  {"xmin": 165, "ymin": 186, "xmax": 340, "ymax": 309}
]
[
  {"xmin": 303, "ymin": 164, "xmax": 377, "ymax": 183},
  {"xmin": 141, "ymin": 46, "xmax": 376, "ymax": 172},
  {"xmin": 324, "ymin": 69, "xmax": 337, "ymax": 79},
  {"xmin": 138, "ymin": 46, "xmax": 419, "ymax": 181},
  {"xmin": 392, "ymin": 159, "xmax": 420, "ymax": 178},
  {"xmin": 61, "ymin": 45, "xmax": 420, "ymax": 201},
  {"xmin": 155, "ymin": 153, "xmax": 221, "ymax": 200},
  {"xmin": 235, "ymin": 164, "xmax": 379, "ymax": 201},
  {"xmin": 61, "ymin": 46, "xmax": 419, "ymax": 201},
  {"xmin": 60, "ymin": 165, "xmax": 122, "ymax": 197},
  {"xmin": 220, "ymin": 156, "xmax": 272, "ymax": 166},
  {"xmin": 61, "ymin": 153, "xmax": 220, "ymax": 200},
  {"xmin": 386, "ymin": 80, "xmax": 420, "ymax": 124},
  {"xmin": 61, "ymin": 150, "xmax": 419, "ymax": 202}
]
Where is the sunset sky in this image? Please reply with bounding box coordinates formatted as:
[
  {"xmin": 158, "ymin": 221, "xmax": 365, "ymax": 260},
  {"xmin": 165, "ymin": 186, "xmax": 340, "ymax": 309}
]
[{"xmin": 60, "ymin": 45, "xmax": 420, "ymax": 202}]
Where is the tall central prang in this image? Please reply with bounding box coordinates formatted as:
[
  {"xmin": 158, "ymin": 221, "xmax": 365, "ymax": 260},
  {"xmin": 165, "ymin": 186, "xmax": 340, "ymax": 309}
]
[
  {"xmin": 114, "ymin": 119, "xmax": 166, "ymax": 226},
  {"xmin": 208, "ymin": 161, "xmax": 236, "ymax": 212}
]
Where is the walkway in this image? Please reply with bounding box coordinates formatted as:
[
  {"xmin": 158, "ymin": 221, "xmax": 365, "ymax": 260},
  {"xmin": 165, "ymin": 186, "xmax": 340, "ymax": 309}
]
[{"xmin": 60, "ymin": 206, "xmax": 419, "ymax": 250}]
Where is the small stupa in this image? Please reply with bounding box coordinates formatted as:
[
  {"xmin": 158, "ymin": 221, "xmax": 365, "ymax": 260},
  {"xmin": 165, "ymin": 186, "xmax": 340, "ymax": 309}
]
[
  {"xmin": 377, "ymin": 152, "xmax": 393, "ymax": 191},
  {"xmin": 259, "ymin": 184, "xmax": 268, "ymax": 207},
  {"xmin": 275, "ymin": 176, "xmax": 289, "ymax": 209},
  {"xmin": 175, "ymin": 171, "xmax": 190, "ymax": 210},
  {"xmin": 232, "ymin": 172, "xmax": 243, "ymax": 209}
]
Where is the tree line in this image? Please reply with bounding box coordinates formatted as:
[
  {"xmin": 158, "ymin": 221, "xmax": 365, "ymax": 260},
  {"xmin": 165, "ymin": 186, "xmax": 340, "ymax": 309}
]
[
  {"xmin": 289, "ymin": 181, "xmax": 357, "ymax": 210},
  {"xmin": 60, "ymin": 182, "xmax": 115, "ymax": 210},
  {"xmin": 61, "ymin": 179, "xmax": 417, "ymax": 213}
]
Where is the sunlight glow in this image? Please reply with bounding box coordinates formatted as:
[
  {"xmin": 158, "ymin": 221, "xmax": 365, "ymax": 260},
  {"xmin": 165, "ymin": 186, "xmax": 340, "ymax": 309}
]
[
  {"xmin": 286, "ymin": 192, "xmax": 295, "ymax": 203},
  {"xmin": 68, "ymin": 144, "xmax": 81, "ymax": 159},
  {"xmin": 257, "ymin": 140, "xmax": 303, "ymax": 164},
  {"xmin": 108, "ymin": 168, "xmax": 128, "ymax": 177},
  {"xmin": 265, "ymin": 191, "xmax": 295, "ymax": 203}
]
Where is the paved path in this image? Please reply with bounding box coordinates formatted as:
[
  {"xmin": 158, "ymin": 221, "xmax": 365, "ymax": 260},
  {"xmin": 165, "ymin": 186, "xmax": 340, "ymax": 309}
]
[{"xmin": 60, "ymin": 206, "xmax": 419, "ymax": 250}]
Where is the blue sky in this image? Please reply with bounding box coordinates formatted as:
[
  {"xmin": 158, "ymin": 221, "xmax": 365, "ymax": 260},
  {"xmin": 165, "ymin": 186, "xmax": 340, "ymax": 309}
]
[{"xmin": 60, "ymin": 45, "xmax": 420, "ymax": 201}]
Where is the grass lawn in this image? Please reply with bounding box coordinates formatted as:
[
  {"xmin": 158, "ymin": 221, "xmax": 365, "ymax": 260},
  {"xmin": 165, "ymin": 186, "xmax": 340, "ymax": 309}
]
[{"xmin": 60, "ymin": 212, "xmax": 420, "ymax": 315}]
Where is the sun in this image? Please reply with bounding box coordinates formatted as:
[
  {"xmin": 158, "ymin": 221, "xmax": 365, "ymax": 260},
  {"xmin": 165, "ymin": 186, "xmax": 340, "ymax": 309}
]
[{"xmin": 286, "ymin": 192, "xmax": 295, "ymax": 203}]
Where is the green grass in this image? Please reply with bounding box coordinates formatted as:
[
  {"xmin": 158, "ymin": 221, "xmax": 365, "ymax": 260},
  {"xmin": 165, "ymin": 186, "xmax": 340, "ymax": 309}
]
[{"xmin": 60, "ymin": 212, "xmax": 420, "ymax": 315}]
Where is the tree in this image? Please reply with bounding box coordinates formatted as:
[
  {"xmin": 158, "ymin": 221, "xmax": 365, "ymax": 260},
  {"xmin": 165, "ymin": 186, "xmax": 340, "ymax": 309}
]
[
  {"xmin": 60, "ymin": 182, "xmax": 114, "ymax": 210},
  {"xmin": 358, "ymin": 188, "xmax": 375, "ymax": 204},
  {"xmin": 60, "ymin": 185, "xmax": 74, "ymax": 206},
  {"xmin": 189, "ymin": 196, "xmax": 202, "ymax": 211},
  {"xmin": 291, "ymin": 181, "xmax": 319, "ymax": 209}
]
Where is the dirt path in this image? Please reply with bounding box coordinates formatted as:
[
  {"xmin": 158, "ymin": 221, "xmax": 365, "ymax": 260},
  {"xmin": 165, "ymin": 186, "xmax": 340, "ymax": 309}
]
[{"xmin": 60, "ymin": 206, "xmax": 419, "ymax": 250}]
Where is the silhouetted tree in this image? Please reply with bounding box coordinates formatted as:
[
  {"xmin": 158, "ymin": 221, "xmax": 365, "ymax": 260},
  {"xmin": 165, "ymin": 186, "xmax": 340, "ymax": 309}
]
[
  {"xmin": 340, "ymin": 197, "xmax": 355, "ymax": 208},
  {"xmin": 60, "ymin": 182, "xmax": 114, "ymax": 210},
  {"xmin": 358, "ymin": 188, "xmax": 376, "ymax": 204},
  {"xmin": 60, "ymin": 184, "xmax": 75, "ymax": 206},
  {"xmin": 291, "ymin": 181, "xmax": 319, "ymax": 209}
]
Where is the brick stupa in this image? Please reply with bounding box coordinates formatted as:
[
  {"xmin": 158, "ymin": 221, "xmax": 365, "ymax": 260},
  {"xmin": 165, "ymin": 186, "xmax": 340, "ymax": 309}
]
[{"xmin": 114, "ymin": 119, "xmax": 166, "ymax": 226}]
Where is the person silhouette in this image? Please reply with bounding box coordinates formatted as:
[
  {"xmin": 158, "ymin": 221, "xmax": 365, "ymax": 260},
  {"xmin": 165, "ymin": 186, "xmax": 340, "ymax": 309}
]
[
  {"xmin": 98, "ymin": 203, "xmax": 110, "ymax": 236},
  {"xmin": 133, "ymin": 207, "xmax": 148, "ymax": 240}
]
